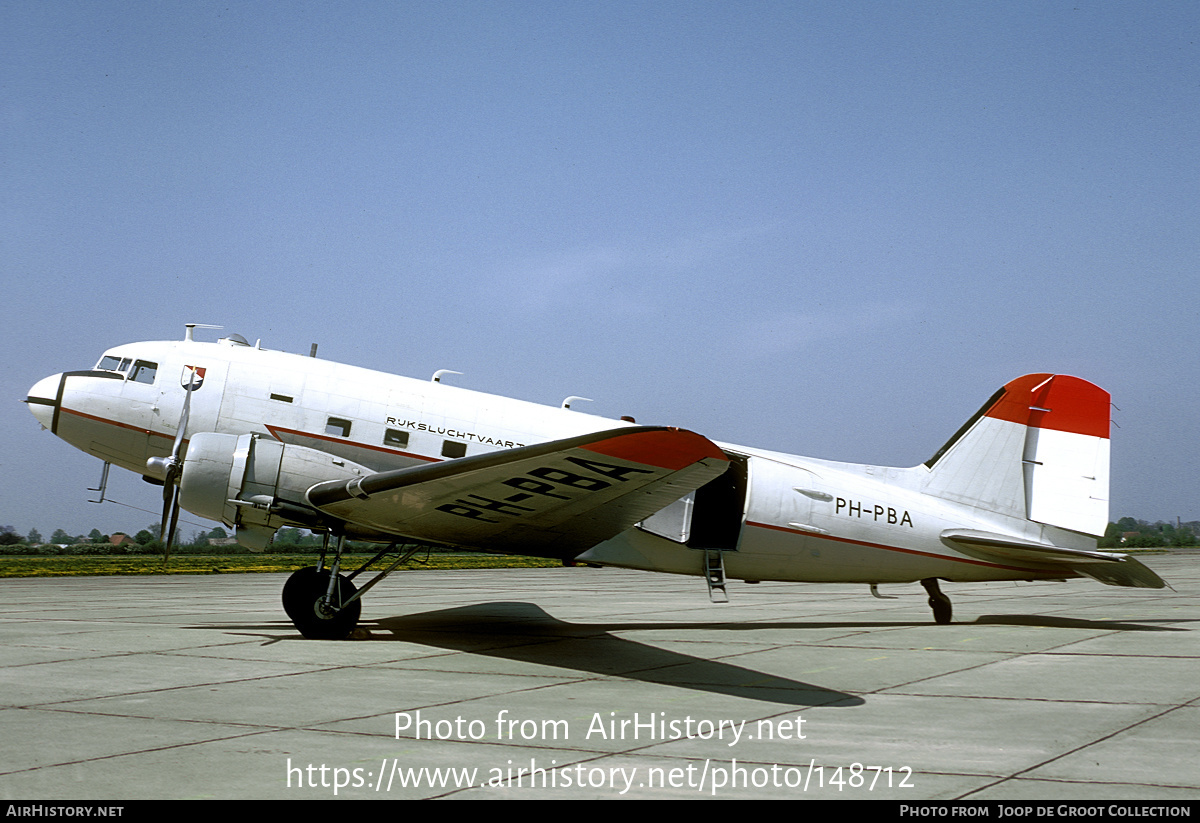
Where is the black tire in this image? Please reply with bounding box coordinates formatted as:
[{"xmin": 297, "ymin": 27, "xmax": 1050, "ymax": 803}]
[
  {"xmin": 929, "ymin": 594, "xmax": 953, "ymax": 625},
  {"xmin": 282, "ymin": 566, "xmax": 361, "ymax": 639}
]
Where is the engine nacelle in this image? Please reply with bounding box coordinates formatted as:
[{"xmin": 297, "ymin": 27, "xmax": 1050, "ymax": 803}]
[{"xmin": 179, "ymin": 432, "xmax": 377, "ymax": 541}]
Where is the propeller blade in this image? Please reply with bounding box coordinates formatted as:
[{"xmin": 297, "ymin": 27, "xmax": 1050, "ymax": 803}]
[
  {"xmin": 159, "ymin": 370, "xmax": 197, "ymax": 566},
  {"xmin": 171, "ymin": 371, "xmax": 195, "ymax": 460},
  {"xmin": 160, "ymin": 466, "xmax": 178, "ymax": 564},
  {"xmin": 164, "ymin": 487, "xmax": 181, "ymax": 564}
]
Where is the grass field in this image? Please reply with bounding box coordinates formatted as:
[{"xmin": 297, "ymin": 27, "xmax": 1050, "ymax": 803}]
[{"xmin": 0, "ymin": 553, "xmax": 562, "ymax": 578}]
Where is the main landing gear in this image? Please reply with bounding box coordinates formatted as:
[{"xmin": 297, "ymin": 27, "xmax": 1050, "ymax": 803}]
[
  {"xmin": 282, "ymin": 565, "xmax": 361, "ymax": 640},
  {"xmin": 920, "ymin": 577, "xmax": 953, "ymax": 624},
  {"xmin": 282, "ymin": 531, "xmax": 424, "ymax": 639}
]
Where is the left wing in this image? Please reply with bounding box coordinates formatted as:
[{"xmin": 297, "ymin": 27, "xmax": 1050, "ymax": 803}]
[{"xmin": 306, "ymin": 426, "xmax": 730, "ymax": 557}]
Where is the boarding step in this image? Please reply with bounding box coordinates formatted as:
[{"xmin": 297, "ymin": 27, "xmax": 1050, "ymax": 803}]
[{"xmin": 704, "ymin": 549, "xmax": 728, "ymax": 603}]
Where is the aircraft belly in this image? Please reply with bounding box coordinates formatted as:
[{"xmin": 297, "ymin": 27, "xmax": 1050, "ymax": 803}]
[
  {"xmin": 732, "ymin": 524, "xmax": 913, "ymax": 583},
  {"xmin": 55, "ymin": 404, "xmax": 161, "ymax": 474},
  {"xmin": 90, "ymin": 433, "xmax": 160, "ymax": 471},
  {"xmin": 56, "ymin": 417, "xmax": 149, "ymax": 472},
  {"xmin": 580, "ymin": 525, "xmax": 1054, "ymax": 584},
  {"xmin": 732, "ymin": 522, "xmax": 1069, "ymax": 584}
]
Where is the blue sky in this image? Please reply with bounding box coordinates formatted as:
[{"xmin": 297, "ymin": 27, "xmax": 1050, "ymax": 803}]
[{"xmin": 2, "ymin": 1, "xmax": 1196, "ymax": 539}]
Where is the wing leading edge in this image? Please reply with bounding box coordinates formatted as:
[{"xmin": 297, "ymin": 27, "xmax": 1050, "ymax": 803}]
[{"xmin": 307, "ymin": 426, "xmax": 730, "ymax": 558}]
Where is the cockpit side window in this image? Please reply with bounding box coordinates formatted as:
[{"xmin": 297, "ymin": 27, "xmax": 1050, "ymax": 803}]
[
  {"xmin": 130, "ymin": 361, "xmax": 158, "ymax": 385},
  {"xmin": 97, "ymin": 355, "xmax": 132, "ymax": 374}
]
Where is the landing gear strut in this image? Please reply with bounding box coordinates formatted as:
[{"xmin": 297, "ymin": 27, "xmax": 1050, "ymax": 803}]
[
  {"xmin": 281, "ymin": 531, "xmax": 426, "ymax": 639},
  {"xmin": 920, "ymin": 578, "xmax": 953, "ymax": 624}
]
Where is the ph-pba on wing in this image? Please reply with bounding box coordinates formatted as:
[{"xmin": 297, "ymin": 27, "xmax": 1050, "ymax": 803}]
[{"xmin": 306, "ymin": 426, "xmax": 730, "ymax": 556}]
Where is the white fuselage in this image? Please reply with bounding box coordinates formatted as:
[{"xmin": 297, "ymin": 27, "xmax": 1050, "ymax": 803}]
[{"xmin": 28, "ymin": 336, "xmax": 1089, "ymax": 586}]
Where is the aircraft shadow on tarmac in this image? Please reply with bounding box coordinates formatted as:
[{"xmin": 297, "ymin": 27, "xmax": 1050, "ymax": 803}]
[
  {"xmin": 356, "ymin": 604, "xmax": 1189, "ymax": 707},
  {"xmin": 218, "ymin": 603, "xmax": 1188, "ymax": 708},
  {"xmin": 971, "ymin": 614, "xmax": 1191, "ymax": 631},
  {"xmin": 363, "ymin": 601, "xmax": 864, "ymax": 708}
]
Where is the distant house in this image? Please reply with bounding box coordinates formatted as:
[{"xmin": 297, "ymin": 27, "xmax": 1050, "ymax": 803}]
[
  {"xmin": 109, "ymin": 533, "xmax": 136, "ymax": 547},
  {"xmin": 208, "ymin": 537, "xmax": 239, "ymax": 547}
]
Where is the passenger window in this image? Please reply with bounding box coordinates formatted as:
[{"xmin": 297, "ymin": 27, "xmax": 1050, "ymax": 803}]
[
  {"xmin": 384, "ymin": 429, "xmax": 409, "ymax": 449},
  {"xmin": 130, "ymin": 361, "xmax": 157, "ymax": 384},
  {"xmin": 441, "ymin": 441, "xmax": 467, "ymax": 458},
  {"xmin": 325, "ymin": 417, "xmax": 352, "ymax": 437}
]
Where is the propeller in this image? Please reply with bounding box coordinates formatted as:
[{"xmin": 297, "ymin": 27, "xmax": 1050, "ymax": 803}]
[{"xmin": 158, "ymin": 368, "xmax": 197, "ymax": 563}]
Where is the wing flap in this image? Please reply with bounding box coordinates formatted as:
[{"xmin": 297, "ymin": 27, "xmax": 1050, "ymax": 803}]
[{"xmin": 307, "ymin": 426, "xmax": 730, "ymax": 557}]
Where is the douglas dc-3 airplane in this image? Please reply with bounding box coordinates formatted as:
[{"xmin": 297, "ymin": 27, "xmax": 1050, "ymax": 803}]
[{"xmin": 26, "ymin": 325, "xmax": 1164, "ymax": 639}]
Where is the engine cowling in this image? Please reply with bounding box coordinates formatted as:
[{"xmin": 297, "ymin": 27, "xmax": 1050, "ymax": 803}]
[{"xmin": 179, "ymin": 432, "xmax": 380, "ymax": 545}]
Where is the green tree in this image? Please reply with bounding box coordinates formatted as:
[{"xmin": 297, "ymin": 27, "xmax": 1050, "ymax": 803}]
[
  {"xmin": 27, "ymin": 527, "xmax": 43, "ymax": 544},
  {"xmin": 1129, "ymin": 532, "xmax": 1165, "ymax": 548},
  {"xmin": 50, "ymin": 529, "xmax": 75, "ymax": 545},
  {"xmin": 1170, "ymin": 526, "xmax": 1195, "ymax": 547},
  {"xmin": 1098, "ymin": 522, "xmax": 1121, "ymax": 549}
]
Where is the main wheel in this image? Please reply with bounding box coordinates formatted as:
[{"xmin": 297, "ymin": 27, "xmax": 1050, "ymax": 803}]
[{"xmin": 282, "ymin": 566, "xmax": 362, "ymax": 639}]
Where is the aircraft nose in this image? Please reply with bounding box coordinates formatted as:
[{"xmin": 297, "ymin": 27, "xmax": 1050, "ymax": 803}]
[{"xmin": 26, "ymin": 374, "xmax": 61, "ymax": 430}]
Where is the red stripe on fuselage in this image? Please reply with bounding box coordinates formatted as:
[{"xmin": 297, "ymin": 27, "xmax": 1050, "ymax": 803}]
[
  {"xmin": 264, "ymin": 424, "xmax": 439, "ymax": 463},
  {"xmin": 60, "ymin": 407, "xmax": 175, "ymax": 440},
  {"xmin": 745, "ymin": 520, "xmax": 1055, "ymax": 574}
]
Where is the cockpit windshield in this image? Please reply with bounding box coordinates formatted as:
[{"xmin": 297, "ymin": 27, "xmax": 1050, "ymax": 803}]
[
  {"xmin": 96, "ymin": 355, "xmax": 131, "ymax": 373},
  {"xmin": 94, "ymin": 354, "xmax": 157, "ymax": 384}
]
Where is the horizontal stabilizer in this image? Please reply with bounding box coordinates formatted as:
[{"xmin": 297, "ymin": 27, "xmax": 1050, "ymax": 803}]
[
  {"xmin": 941, "ymin": 529, "xmax": 1165, "ymax": 589},
  {"xmin": 1071, "ymin": 556, "xmax": 1166, "ymax": 589}
]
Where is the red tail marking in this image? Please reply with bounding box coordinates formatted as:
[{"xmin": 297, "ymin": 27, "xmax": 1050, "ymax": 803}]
[{"xmin": 986, "ymin": 374, "xmax": 1110, "ymax": 439}]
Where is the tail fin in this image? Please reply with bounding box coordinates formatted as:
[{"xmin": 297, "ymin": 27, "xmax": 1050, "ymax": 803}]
[{"xmin": 922, "ymin": 374, "xmax": 1110, "ymax": 536}]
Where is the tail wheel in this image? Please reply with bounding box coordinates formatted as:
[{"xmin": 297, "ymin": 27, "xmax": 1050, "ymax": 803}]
[
  {"xmin": 928, "ymin": 593, "xmax": 953, "ymax": 625},
  {"xmin": 282, "ymin": 566, "xmax": 361, "ymax": 639},
  {"xmin": 920, "ymin": 577, "xmax": 953, "ymax": 625}
]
